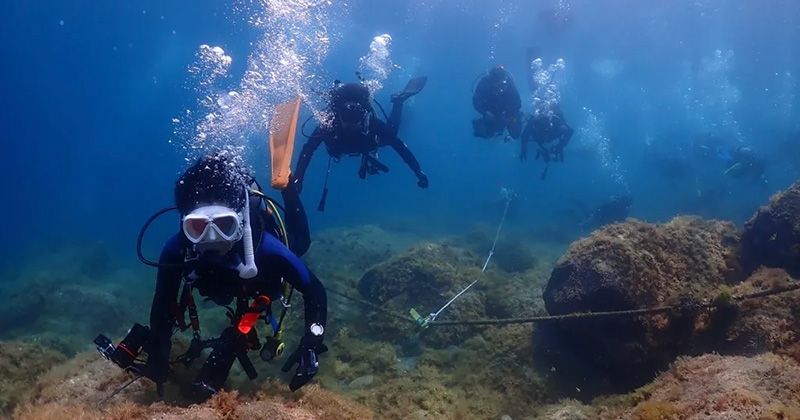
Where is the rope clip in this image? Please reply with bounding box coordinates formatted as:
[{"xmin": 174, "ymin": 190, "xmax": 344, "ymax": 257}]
[{"xmin": 410, "ymin": 308, "xmax": 434, "ymax": 329}]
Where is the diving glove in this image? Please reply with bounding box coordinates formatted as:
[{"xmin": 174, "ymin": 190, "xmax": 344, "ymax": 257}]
[{"xmin": 281, "ymin": 331, "xmax": 327, "ymax": 391}]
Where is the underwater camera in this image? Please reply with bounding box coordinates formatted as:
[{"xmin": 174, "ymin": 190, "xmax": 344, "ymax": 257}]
[{"xmin": 94, "ymin": 323, "xmax": 150, "ymax": 370}]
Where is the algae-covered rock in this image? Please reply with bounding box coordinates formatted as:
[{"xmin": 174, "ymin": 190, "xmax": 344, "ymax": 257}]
[
  {"xmin": 0, "ymin": 341, "xmax": 67, "ymax": 414},
  {"xmin": 17, "ymin": 351, "xmax": 374, "ymax": 420},
  {"xmin": 621, "ymin": 353, "xmax": 800, "ymax": 420},
  {"xmin": 540, "ymin": 217, "xmax": 744, "ymax": 387},
  {"xmin": 742, "ymin": 181, "xmax": 800, "ymax": 276},
  {"xmin": 357, "ymin": 242, "xmax": 486, "ymax": 347},
  {"xmin": 0, "ymin": 244, "xmax": 148, "ymax": 356},
  {"xmin": 724, "ymin": 268, "xmax": 800, "ymax": 361}
]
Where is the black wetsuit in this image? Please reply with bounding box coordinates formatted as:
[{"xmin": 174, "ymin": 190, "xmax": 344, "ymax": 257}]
[
  {"xmin": 146, "ymin": 185, "xmax": 325, "ymax": 391},
  {"xmin": 520, "ymin": 109, "xmax": 574, "ymax": 162},
  {"xmin": 294, "ymin": 99, "xmax": 425, "ymax": 189},
  {"xmin": 472, "ymin": 70, "xmax": 523, "ymax": 139}
]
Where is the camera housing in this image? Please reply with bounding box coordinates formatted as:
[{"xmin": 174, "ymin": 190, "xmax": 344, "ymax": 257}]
[{"xmin": 94, "ymin": 323, "xmax": 151, "ymax": 370}]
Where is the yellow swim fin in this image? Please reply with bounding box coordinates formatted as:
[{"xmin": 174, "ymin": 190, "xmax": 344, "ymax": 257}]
[{"xmin": 269, "ymin": 97, "xmax": 301, "ymax": 190}]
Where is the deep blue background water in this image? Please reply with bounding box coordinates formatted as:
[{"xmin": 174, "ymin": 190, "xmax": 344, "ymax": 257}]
[{"xmin": 1, "ymin": 1, "xmax": 799, "ymax": 273}]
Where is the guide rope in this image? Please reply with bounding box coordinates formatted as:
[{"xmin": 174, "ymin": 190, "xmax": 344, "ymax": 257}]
[
  {"xmin": 410, "ymin": 189, "xmax": 515, "ymax": 328},
  {"xmin": 428, "ymin": 279, "xmax": 800, "ymax": 326},
  {"xmin": 328, "ymin": 279, "xmax": 800, "ymax": 328}
]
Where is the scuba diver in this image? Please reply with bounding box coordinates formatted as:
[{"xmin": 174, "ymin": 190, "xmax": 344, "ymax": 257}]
[
  {"xmin": 94, "ymin": 153, "xmax": 327, "ymax": 398},
  {"xmin": 721, "ymin": 145, "xmax": 767, "ymax": 183},
  {"xmin": 520, "ymin": 106, "xmax": 573, "ymax": 163},
  {"xmin": 472, "ymin": 65, "xmax": 523, "ymax": 140},
  {"xmin": 519, "ymin": 105, "xmax": 574, "ymax": 179},
  {"xmin": 293, "ymin": 77, "xmax": 429, "ymax": 206},
  {"xmin": 692, "ymin": 135, "xmax": 768, "ymax": 184}
]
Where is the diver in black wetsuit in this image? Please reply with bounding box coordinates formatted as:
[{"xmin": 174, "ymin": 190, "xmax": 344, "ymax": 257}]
[
  {"xmin": 95, "ymin": 154, "xmax": 327, "ymax": 399},
  {"xmin": 293, "ymin": 80, "xmax": 429, "ymax": 195},
  {"xmin": 520, "ymin": 105, "xmax": 574, "ymax": 163},
  {"xmin": 472, "ymin": 65, "xmax": 523, "ymax": 140},
  {"xmin": 721, "ymin": 145, "xmax": 767, "ymax": 183}
]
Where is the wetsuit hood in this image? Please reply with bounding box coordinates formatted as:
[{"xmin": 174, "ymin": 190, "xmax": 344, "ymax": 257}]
[
  {"xmin": 175, "ymin": 153, "xmax": 251, "ymax": 215},
  {"xmin": 330, "ymin": 83, "xmax": 372, "ymax": 125}
]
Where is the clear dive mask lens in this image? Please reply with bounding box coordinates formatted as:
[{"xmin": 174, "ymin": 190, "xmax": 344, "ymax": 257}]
[{"xmin": 182, "ymin": 206, "xmax": 243, "ymax": 244}]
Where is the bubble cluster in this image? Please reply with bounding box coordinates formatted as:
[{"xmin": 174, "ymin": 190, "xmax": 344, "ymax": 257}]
[
  {"xmin": 188, "ymin": 45, "xmax": 233, "ymax": 89},
  {"xmin": 173, "ymin": 0, "xmax": 344, "ymax": 170},
  {"xmin": 530, "ymin": 57, "xmax": 567, "ymax": 118},
  {"xmin": 358, "ymin": 34, "xmax": 394, "ymax": 95},
  {"xmin": 579, "ymin": 108, "xmax": 628, "ymax": 190},
  {"xmin": 487, "ymin": 2, "xmax": 517, "ymax": 62}
]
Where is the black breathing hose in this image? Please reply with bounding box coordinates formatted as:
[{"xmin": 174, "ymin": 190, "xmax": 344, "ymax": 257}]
[{"xmin": 136, "ymin": 206, "xmax": 186, "ymax": 268}]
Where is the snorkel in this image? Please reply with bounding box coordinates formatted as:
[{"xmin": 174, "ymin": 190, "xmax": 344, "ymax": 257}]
[{"xmin": 238, "ymin": 187, "xmax": 258, "ymax": 279}]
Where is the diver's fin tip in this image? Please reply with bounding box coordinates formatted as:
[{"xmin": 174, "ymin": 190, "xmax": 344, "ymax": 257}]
[{"xmin": 403, "ymin": 76, "xmax": 428, "ymax": 96}]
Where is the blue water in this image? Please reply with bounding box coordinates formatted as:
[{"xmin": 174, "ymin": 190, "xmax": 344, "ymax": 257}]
[{"xmin": 1, "ymin": 1, "xmax": 798, "ymax": 270}]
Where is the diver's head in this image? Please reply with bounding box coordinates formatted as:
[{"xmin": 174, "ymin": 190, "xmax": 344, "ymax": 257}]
[
  {"xmin": 488, "ymin": 65, "xmax": 510, "ymax": 91},
  {"xmin": 331, "ymin": 82, "xmax": 371, "ymax": 128},
  {"xmin": 489, "ymin": 65, "xmax": 507, "ymax": 79},
  {"xmin": 175, "ymin": 153, "xmax": 250, "ymax": 254}
]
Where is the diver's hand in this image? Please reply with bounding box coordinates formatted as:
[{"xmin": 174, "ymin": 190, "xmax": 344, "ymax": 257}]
[
  {"xmin": 281, "ymin": 334, "xmax": 328, "ymax": 391},
  {"xmin": 416, "ymin": 172, "xmax": 429, "ymax": 189}
]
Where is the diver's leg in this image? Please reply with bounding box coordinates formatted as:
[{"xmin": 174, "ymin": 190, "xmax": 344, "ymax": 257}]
[
  {"xmin": 193, "ymin": 327, "xmax": 238, "ymax": 397},
  {"xmin": 281, "ymin": 180, "xmax": 311, "ymax": 257},
  {"xmin": 386, "ymin": 101, "xmax": 403, "ymax": 138}
]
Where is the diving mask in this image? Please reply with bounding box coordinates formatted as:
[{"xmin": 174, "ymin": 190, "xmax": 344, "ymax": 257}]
[
  {"xmin": 182, "ymin": 205, "xmax": 243, "ymax": 252},
  {"xmin": 338, "ymin": 101, "xmax": 367, "ymax": 125}
]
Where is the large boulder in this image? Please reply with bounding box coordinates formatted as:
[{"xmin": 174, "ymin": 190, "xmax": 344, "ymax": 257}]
[
  {"xmin": 741, "ymin": 181, "xmax": 800, "ymax": 276},
  {"xmin": 540, "ymin": 217, "xmax": 744, "ymax": 388},
  {"xmin": 357, "ymin": 242, "xmax": 486, "ymax": 347}
]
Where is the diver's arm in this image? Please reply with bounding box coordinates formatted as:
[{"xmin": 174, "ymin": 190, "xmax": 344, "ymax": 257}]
[
  {"xmin": 257, "ymin": 234, "xmax": 327, "ymax": 391},
  {"xmin": 258, "ymin": 234, "xmax": 326, "ymax": 329},
  {"xmin": 280, "ymin": 180, "xmax": 311, "ymax": 257},
  {"xmin": 293, "ymin": 130, "xmax": 325, "ymax": 193},
  {"xmin": 146, "ymin": 234, "xmax": 185, "ymax": 385},
  {"xmin": 384, "ymin": 136, "xmax": 428, "ymax": 188}
]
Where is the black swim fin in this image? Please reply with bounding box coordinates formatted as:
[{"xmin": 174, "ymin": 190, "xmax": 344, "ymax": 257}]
[{"xmin": 392, "ymin": 76, "xmax": 427, "ymax": 103}]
